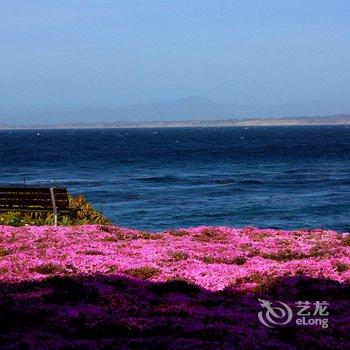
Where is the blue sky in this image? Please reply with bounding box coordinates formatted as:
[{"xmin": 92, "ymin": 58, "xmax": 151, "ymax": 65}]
[{"xmin": 1, "ymin": 0, "xmax": 350, "ymax": 115}]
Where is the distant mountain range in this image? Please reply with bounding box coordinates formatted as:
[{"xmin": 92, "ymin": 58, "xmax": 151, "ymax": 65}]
[
  {"xmin": 1, "ymin": 96, "xmax": 350, "ymax": 128},
  {"xmin": 0, "ymin": 115, "xmax": 349, "ymax": 130}
]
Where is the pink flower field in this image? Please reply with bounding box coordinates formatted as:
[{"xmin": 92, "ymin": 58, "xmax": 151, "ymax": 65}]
[{"xmin": 0, "ymin": 225, "xmax": 349, "ymax": 349}]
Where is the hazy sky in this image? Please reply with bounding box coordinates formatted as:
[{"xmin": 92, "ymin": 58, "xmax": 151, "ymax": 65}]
[{"xmin": 1, "ymin": 0, "xmax": 350, "ymax": 115}]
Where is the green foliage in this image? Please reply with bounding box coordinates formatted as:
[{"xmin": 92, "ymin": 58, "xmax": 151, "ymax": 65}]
[
  {"xmin": 0, "ymin": 194, "xmax": 111, "ymax": 226},
  {"xmin": 68, "ymin": 195, "xmax": 110, "ymax": 225},
  {"xmin": 0, "ymin": 212, "xmax": 23, "ymax": 226},
  {"xmin": 44, "ymin": 213, "xmax": 55, "ymax": 225},
  {"xmin": 59, "ymin": 216, "xmax": 72, "ymax": 226}
]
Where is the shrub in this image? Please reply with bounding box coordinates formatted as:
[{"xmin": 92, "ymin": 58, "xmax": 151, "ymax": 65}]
[{"xmin": 68, "ymin": 194, "xmax": 110, "ymax": 225}]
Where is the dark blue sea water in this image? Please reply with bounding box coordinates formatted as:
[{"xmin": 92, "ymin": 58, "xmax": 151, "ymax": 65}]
[{"xmin": 0, "ymin": 126, "xmax": 349, "ymax": 232}]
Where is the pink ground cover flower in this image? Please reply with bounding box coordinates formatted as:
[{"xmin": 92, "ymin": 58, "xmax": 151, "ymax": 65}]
[
  {"xmin": 0, "ymin": 225, "xmax": 349, "ymax": 289},
  {"xmin": 0, "ymin": 225, "xmax": 349, "ymax": 349}
]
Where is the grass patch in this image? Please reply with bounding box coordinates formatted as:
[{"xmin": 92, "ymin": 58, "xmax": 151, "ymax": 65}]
[
  {"xmin": 341, "ymin": 235, "xmax": 350, "ymax": 247},
  {"xmin": 308, "ymin": 244, "xmax": 327, "ymax": 258},
  {"xmin": 169, "ymin": 251, "xmax": 188, "ymax": 261},
  {"xmin": 193, "ymin": 228, "xmax": 226, "ymax": 243},
  {"xmin": 123, "ymin": 266, "xmax": 160, "ymax": 280},
  {"xmin": 99, "ymin": 230, "xmax": 162, "ymax": 241},
  {"xmin": 35, "ymin": 238, "xmax": 50, "ymax": 249},
  {"xmin": 82, "ymin": 250, "xmax": 104, "ymax": 255},
  {"xmin": 30, "ymin": 263, "xmax": 64, "ymax": 275},
  {"xmin": 253, "ymin": 275, "xmax": 283, "ymax": 293},
  {"xmin": 140, "ymin": 232, "xmax": 163, "ymax": 240},
  {"xmin": 240, "ymin": 244, "xmax": 260, "ymax": 257},
  {"xmin": 262, "ymin": 249, "xmax": 309, "ymax": 262},
  {"xmin": 200, "ymin": 255, "xmax": 217, "ymax": 264},
  {"xmin": 231, "ymin": 256, "xmax": 247, "ymax": 265},
  {"xmin": 100, "ymin": 236, "xmax": 121, "ymax": 243},
  {"xmin": 167, "ymin": 229, "xmax": 189, "ymax": 237},
  {"xmin": 106, "ymin": 265, "xmax": 118, "ymax": 273},
  {"xmin": 249, "ymin": 232, "xmax": 269, "ymax": 241},
  {"xmin": 199, "ymin": 255, "xmax": 247, "ymax": 265},
  {"xmin": 0, "ymin": 248, "xmax": 10, "ymax": 257},
  {"xmin": 334, "ymin": 262, "xmax": 349, "ymax": 273},
  {"xmin": 235, "ymin": 272, "xmax": 280, "ymax": 292}
]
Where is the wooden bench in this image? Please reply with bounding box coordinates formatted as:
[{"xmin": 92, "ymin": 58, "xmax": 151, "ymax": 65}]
[{"xmin": 0, "ymin": 187, "xmax": 70, "ymax": 226}]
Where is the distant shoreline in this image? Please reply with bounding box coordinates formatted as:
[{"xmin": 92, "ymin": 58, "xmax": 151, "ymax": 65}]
[{"xmin": 1, "ymin": 115, "xmax": 349, "ymax": 130}]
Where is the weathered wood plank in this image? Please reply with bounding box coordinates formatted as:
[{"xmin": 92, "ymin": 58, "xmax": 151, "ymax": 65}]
[
  {"xmin": 0, "ymin": 193, "xmax": 67, "ymax": 200},
  {"xmin": 0, "ymin": 208, "xmax": 70, "ymax": 212},
  {"xmin": 0, "ymin": 200, "xmax": 68, "ymax": 207},
  {"xmin": 0, "ymin": 187, "xmax": 70, "ymax": 216}
]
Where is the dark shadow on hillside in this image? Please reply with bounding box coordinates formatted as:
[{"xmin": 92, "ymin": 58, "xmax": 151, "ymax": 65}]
[{"xmin": 0, "ymin": 274, "xmax": 349, "ymax": 349}]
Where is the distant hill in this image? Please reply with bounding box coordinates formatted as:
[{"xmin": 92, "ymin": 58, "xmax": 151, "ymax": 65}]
[
  {"xmin": 2, "ymin": 96, "xmax": 350, "ymax": 125},
  {"xmin": 1, "ymin": 115, "xmax": 349, "ymax": 130}
]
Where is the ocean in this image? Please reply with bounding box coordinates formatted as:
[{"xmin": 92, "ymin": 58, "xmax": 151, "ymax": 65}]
[{"xmin": 0, "ymin": 126, "xmax": 349, "ymax": 232}]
